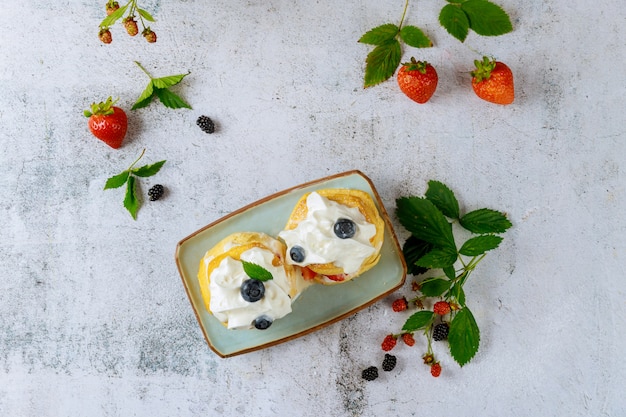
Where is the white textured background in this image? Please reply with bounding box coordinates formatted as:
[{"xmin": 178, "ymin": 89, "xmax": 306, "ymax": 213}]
[{"xmin": 1, "ymin": 0, "xmax": 625, "ymax": 416}]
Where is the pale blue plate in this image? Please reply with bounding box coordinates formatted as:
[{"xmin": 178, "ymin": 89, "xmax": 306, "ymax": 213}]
[{"xmin": 175, "ymin": 170, "xmax": 407, "ymax": 357}]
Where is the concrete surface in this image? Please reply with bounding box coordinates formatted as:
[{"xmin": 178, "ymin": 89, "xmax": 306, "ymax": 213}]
[{"xmin": 1, "ymin": 0, "xmax": 625, "ymax": 416}]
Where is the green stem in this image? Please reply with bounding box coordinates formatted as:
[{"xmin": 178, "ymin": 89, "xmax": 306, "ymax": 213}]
[
  {"xmin": 127, "ymin": 148, "xmax": 146, "ymax": 172},
  {"xmin": 398, "ymin": 0, "xmax": 410, "ymax": 29},
  {"xmin": 134, "ymin": 61, "xmax": 152, "ymax": 79}
]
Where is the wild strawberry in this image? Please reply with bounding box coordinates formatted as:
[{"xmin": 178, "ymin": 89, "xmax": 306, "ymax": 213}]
[
  {"xmin": 392, "ymin": 297, "xmax": 408, "ymax": 312},
  {"xmin": 123, "ymin": 16, "xmax": 139, "ymax": 37},
  {"xmin": 105, "ymin": 1, "xmax": 119, "ymax": 15},
  {"xmin": 433, "ymin": 301, "xmax": 451, "ymax": 316},
  {"xmin": 471, "ymin": 56, "xmax": 514, "ymax": 105},
  {"xmin": 397, "ymin": 58, "xmax": 438, "ymax": 104},
  {"xmin": 84, "ymin": 97, "xmax": 128, "ymax": 149},
  {"xmin": 381, "ymin": 334, "xmax": 397, "ymax": 352},
  {"xmin": 401, "ymin": 333, "xmax": 415, "ymax": 347},
  {"xmin": 430, "ymin": 362, "xmax": 442, "ymax": 377},
  {"xmin": 98, "ymin": 28, "xmax": 112, "ymax": 44},
  {"xmin": 143, "ymin": 28, "xmax": 157, "ymax": 43}
]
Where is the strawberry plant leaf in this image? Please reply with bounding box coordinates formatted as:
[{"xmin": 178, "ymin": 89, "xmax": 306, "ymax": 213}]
[
  {"xmin": 399, "ymin": 25, "xmax": 433, "ymax": 48},
  {"xmin": 132, "ymin": 160, "xmax": 166, "ymax": 177},
  {"xmin": 402, "ymin": 235, "xmax": 433, "ymax": 275},
  {"xmin": 104, "ymin": 171, "xmax": 129, "ymax": 190},
  {"xmin": 460, "ymin": 208, "xmax": 512, "ymax": 234},
  {"xmin": 425, "ymin": 180, "xmax": 460, "ymax": 219},
  {"xmin": 402, "ymin": 310, "xmax": 434, "ymax": 332},
  {"xmin": 449, "ymin": 307, "xmax": 480, "ymax": 366},
  {"xmin": 137, "ymin": 8, "xmax": 156, "ymax": 22},
  {"xmin": 358, "ymin": 24, "xmax": 399, "ymax": 45},
  {"xmin": 241, "ymin": 260, "xmax": 274, "ymax": 282},
  {"xmin": 363, "ymin": 40, "xmax": 402, "ymax": 88},
  {"xmin": 152, "ymin": 73, "xmax": 189, "ymax": 89},
  {"xmin": 396, "ymin": 197, "xmax": 456, "ymax": 251},
  {"xmin": 418, "ymin": 278, "xmax": 451, "ymax": 297},
  {"xmin": 461, "ymin": 0, "xmax": 513, "ymax": 36},
  {"xmin": 132, "ymin": 81, "xmax": 155, "ymax": 110},
  {"xmin": 123, "ymin": 175, "xmax": 139, "ymax": 220},
  {"xmin": 415, "ymin": 248, "xmax": 457, "ymax": 269},
  {"xmin": 443, "ymin": 265, "xmax": 456, "ymax": 280},
  {"xmin": 100, "ymin": 3, "xmax": 128, "ymax": 28},
  {"xmin": 155, "ymin": 88, "xmax": 192, "ymax": 109},
  {"xmin": 459, "ymin": 235, "xmax": 503, "ymax": 256},
  {"xmin": 439, "ymin": 4, "xmax": 470, "ymax": 42}
]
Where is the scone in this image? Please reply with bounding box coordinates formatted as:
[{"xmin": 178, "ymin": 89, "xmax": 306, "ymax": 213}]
[
  {"xmin": 197, "ymin": 232, "xmax": 310, "ymax": 330},
  {"xmin": 278, "ymin": 189, "xmax": 385, "ymax": 285}
]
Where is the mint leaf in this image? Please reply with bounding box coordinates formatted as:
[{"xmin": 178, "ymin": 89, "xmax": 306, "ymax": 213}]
[
  {"xmin": 363, "ymin": 40, "xmax": 402, "ymax": 88},
  {"xmin": 449, "ymin": 307, "xmax": 480, "ymax": 366},
  {"xmin": 104, "ymin": 170, "xmax": 129, "ymax": 190},
  {"xmin": 402, "ymin": 236, "xmax": 433, "ymax": 275},
  {"xmin": 123, "ymin": 175, "xmax": 139, "ymax": 220},
  {"xmin": 418, "ymin": 278, "xmax": 451, "ymax": 297},
  {"xmin": 439, "ymin": 4, "xmax": 470, "ymax": 42},
  {"xmin": 460, "ymin": 208, "xmax": 512, "ymax": 234},
  {"xmin": 137, "ymin": 8, "xmax": 156, "ymax": 22},
  {"xmin": 358, "ymin": 24, "xmax": 399, "ymax": 45},
  {"xmin": 396, "ymin": 197, "xmax": 456, "ymax": 251},
  {"xmin": 399, "ymin": 25, "xmax": 433, "ymax": 48},
  {"xmin": 402, "ymin": 310, "xmax": 434, "ymax": 332},
  {"xmin": 415, "ymin": 248, "xmax": 457, "ymax": 269},
  {"xmin": 425, "ymin": 180, "xmax": 460, "ymax": 219},
  {"xmin": 100, "ymin": 3, "xmax": 128, "ymax": 28},
  {"xmin": 152, "ymin": 73, "xmax": 189, "ymax": 89},
  {"xmin": 132, "ymin": 160, "xmax": 166, "ymax": 177},
  {"xmin": 155, "ymin": 88, "xmax": 192, "ymax": 109},
  {"xmin": 459, "ymin": 235, "xmax": 503, "ymax": 256},
  {"xmin": 461, "ymin": 0, "xmax": 513, "ymax": 36},
  {"xmin": 241, "ymin": 260, "xmax": 273, "ymax": 281},
  {"xmin": 132, "ymin": 81, "xmax": 155, "ymax": 110}
]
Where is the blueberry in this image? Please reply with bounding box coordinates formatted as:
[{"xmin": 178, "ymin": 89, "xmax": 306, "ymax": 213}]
[
  {"xmin": 240, "ymin": 279, "xmax": 265, "ymax": 302},
  {"xmin": 334, "ymin": 218, "xmax": 356, "ymax": 239},
  {"xmin": 290, "ymin": 245, "xmax": 306, "ymax": 263},
  {"xmin": 254, "ymin": 315, "xmax": 273, "ymax": 330}
]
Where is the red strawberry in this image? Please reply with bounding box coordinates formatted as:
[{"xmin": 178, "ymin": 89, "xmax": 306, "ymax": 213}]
[
  {"xmin": 471, "ymin": 56, "xmax": 514, "ymax": 105},
  {"xmin": 397, "ymin": 58, "xmax": 438, "ymax": 104},
  {"xmin": 84, "ymin": 97, "xmax": 128, "ymax": 149},
  {"xmin": 143, "ymin": 28, "xmax": 157, "ymax": 43},
  {"xmin": 123, "ymin": 17, "xmax": 139, "ymax": 37},
  {"xmin": 98, "ymin": 28, "xmax": 112, "ymax": 44}
]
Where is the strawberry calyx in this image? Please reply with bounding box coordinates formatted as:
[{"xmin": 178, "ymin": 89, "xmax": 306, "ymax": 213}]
[
  {"xmin": 471, "ymin": 56, "xmax": 497, "ymax": 83},
  {"xmin": 401, "ymin": 57, "xmax": 429, "ymax": 74},
  {"xmin": 84, "ymin": 96, "xmax": 119, "ymax": 118}
]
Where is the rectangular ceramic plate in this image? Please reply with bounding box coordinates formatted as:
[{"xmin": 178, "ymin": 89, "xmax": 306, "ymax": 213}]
[{"xmin": 175, "ymin": 170, "xmax": 407, "ymax": 357}]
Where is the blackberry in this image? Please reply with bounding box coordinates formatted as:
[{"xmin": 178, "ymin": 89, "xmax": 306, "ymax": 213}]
[
  {"xmin": 361, "ymin": 366, "xmax": 378, "ymax": 381},
  {"xmin": 433, "ymin": 323, "xmax": 449, "ymax": 341},
  {"xmin": 382, "ymin": 354, "xmax": 397, "ymax": 372},
  {"xmin": 196, "ymin": 115, "xmax": 215, "ymax": 134},
  {"xmin": 148, "ymin": 184, "xmax": 164, "ymax": 201}
]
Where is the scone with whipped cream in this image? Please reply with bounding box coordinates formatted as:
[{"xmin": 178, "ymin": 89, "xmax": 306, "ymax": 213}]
[
  {"xmin": 278, "ymin": 189, "xmax": 385, "ymax": 285},
  {"xmin": 197, "ymin": 232, "xmax": 310, "ymax": 330}
]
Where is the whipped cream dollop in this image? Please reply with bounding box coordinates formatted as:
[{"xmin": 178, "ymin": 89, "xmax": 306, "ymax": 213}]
[
  {"xmin": 206, "ymin": 247, "xmax": 293, "ymax": 329},
  {"xmin": 278, "ymin": 192, "xmax": 376, "ymax": 275}
]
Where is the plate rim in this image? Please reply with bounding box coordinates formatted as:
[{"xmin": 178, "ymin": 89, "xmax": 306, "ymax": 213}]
[{"xmin": 174, "ymin": 169, "xmax": 407, "ymax": 358}]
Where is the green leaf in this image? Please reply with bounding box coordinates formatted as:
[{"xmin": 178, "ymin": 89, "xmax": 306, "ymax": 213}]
[
  {"xmin": 123, "ymin": 175, "xmax": 139, "ymax": 220},
  {"xmin": 419, "ymin": 278, "xmax": 451, "ymax": 297},
  {"xmin": 358, "ymin": 24, "xmax": 399, "ymax": 45},
  {"xmin": 425, "ymin": 180, "xmax": 460, "ymax": 219},
  {"xmin": 443, "ymin": 265, "xmax": 456, "ymax": 280},
  {"xmin": 439, "ymin": 4, "xmax": 470, "ymax": 42},
  {"xmin": 241, "ymin": 260, "xmax": 273, "ymax": 281},
  {"xmin": 363, "ymin": 39, "xmax": 402, "ymax": 88},
  {"xmin": 460, "ymin": 208, "xmax": 512, "ymax": 234},
  {"xmin": 155, "ymin": 88, "xmax": 192, "ymax": 109},
  {"xmin": 449, "ymin": 308, "xmax": 480, "ymax": 366},
  {"xmin": 100, "ymin": 3, "xmax": 128, "ymax": 27},
  {"xmin": 399, "ymin": 25, "xmax": 433, "ymax": 48},
  {"xmin": 132, "ymin": 81, "xmax": 155, "ymax": 110},
  {"xmin": 415, "ymin": 247, "xmax": 457, "ymax": 269},
  {"xmin": 396, "ymin": 197, "xmax": 457, "ymax": 251},
  {"xmin": 104, "ymin": 170, "xmax": 129, "ymax": 190},
  {"xmin": 402, "ymin": 236, "xmax": 433, "ymax": 275},
  {"xmin": 132, "ymin": 160, "xmax": 166, "ymax": 178},
  {"xmin": 449, "ymin": 281, "xmax": 466, "ymax": 306},
  {"xmin": 402, "ymin": 310, "xmax": 434, "ymax": 333},
  {"xmin": 461, "ymin": 0, "xmax": 513, "ymax": 36},
  {"xmin": 137, "ymin": 8, "xmax": 156, "ymax": 22},
  {"xmin": 459, "ymin": 235, "xmax": 503, "ymax": 256},
  {"xmin": 152, "ymin": 73, "xmax": 189, "ymax": 89}
]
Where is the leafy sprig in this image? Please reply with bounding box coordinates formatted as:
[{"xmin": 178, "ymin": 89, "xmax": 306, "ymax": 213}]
[
  {"xmin": 100, "ymin": 0, "xmax": 157, "ymax": 42},
  {"xmin": 394, "ymin": 180, "xmax": 511, "ymax": 368},
  {"xmin": 104, "ymin": 149, "xmax": 166, "ymax": 219},
  {"xmin": 241, "ymin": 260, "xmax": 274, "ymax": 282},
  {"xmin": 132, "ymin": 61, "xmax": 192, "ymax": 110}
]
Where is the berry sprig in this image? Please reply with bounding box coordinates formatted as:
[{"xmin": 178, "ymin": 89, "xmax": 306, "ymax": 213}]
[
  {"xmin": 132, "ymin": 61, "xmax": 192, "ymax": 110},
  {"xmin": 384, "ymin": 180, "xmax": 511, "ymax": 375},
  {"xmin": 99, "ymin": 0, "xmax": 158, "ymax": 44}
]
